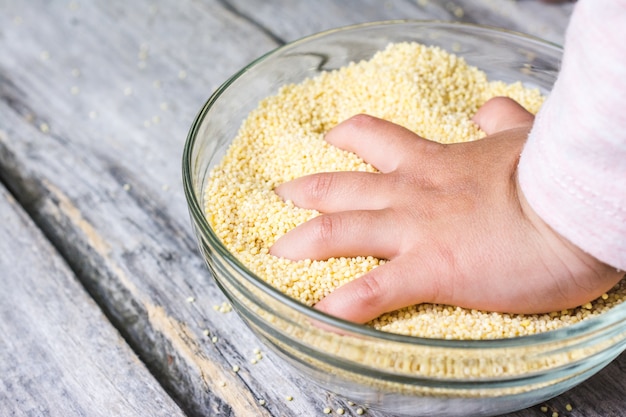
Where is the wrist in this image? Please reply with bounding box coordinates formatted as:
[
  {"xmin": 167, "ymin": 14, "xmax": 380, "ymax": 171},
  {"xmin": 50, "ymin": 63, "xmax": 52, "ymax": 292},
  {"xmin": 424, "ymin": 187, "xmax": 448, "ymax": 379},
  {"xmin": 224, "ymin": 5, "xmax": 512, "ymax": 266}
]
[{"xmin": 515, "ymin": 173, "xmax": 624, "ymax": 303}]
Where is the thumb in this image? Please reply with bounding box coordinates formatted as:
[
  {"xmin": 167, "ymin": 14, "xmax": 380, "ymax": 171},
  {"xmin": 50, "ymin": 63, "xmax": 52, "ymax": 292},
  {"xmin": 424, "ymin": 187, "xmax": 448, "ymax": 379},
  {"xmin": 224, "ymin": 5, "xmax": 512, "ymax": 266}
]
[{"xmin": 472, "ymin": 97, "xmax": 535, "ymax": 135}]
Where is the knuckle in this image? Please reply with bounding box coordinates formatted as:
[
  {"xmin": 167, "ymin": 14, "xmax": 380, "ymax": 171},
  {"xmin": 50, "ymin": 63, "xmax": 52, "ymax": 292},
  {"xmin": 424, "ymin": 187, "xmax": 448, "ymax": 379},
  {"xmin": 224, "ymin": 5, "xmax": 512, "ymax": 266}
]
[
  {"xmin": 309, "ymin": 215, "xmax": 339, "ymax": 245},
  {"xmin": 302, "ymin": 173, "xmax": 334, "ymax": 205},
  {"xmin": 353, "ymin": 272, "xmax": 386, "ymax": 309}
]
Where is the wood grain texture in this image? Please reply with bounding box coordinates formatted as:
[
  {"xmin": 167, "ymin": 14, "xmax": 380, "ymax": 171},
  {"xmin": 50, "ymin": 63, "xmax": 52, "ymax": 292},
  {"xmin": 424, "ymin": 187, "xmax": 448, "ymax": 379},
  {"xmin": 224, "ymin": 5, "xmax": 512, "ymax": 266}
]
[
  {"xmin": 0, "ymin": 184, "xmax": 186, "ymax": 417},
  {"xmin": 0, "ymin": 1, "xmax": 352, "ymax": 416},
  {"xmin": 1, "ymin": 1, "xmax": 623, "ymax": 416},
  {"xmin": 223, "ymin": 0, "xmax": 575, "ymax": 45}
]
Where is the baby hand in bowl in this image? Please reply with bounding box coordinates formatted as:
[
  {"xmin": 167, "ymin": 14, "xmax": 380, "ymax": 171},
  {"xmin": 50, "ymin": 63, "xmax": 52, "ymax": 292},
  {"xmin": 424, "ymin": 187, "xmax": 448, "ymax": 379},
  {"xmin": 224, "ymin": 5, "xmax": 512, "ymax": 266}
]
[{"xmin": 271, "ymin": 97, "xmax": 622, "ymax": 323}]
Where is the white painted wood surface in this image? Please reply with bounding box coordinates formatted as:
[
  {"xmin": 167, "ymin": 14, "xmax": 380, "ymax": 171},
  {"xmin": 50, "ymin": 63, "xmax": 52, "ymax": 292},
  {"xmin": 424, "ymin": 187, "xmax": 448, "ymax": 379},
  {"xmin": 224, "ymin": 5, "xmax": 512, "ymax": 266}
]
[{"xmin": 1, "ymin": 1, "xmax": 624, "ymax": 416}]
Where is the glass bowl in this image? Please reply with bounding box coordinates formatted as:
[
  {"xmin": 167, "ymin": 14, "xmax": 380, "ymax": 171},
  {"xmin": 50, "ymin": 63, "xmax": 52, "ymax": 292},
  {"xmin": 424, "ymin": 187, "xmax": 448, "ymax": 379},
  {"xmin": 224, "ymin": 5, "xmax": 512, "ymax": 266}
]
[{"xmin": 183, "ymin": 21, "xmax": 626, "ymax": 417}]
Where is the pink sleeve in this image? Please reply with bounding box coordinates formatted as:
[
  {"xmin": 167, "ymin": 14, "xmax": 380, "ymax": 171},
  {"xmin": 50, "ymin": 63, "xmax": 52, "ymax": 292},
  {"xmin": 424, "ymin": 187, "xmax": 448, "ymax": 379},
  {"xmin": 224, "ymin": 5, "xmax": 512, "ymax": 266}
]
[{"xmin": 518, "ymin": 0, "xmax": 626, "ymax": 271}]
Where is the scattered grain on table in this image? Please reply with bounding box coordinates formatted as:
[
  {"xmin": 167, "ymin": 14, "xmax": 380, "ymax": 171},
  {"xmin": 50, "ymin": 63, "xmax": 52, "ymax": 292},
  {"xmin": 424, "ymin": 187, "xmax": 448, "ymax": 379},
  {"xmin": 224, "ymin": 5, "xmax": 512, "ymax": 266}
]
[{"xmin": 213, "ymin": 301, "xmax": 232, "ymax": 313}]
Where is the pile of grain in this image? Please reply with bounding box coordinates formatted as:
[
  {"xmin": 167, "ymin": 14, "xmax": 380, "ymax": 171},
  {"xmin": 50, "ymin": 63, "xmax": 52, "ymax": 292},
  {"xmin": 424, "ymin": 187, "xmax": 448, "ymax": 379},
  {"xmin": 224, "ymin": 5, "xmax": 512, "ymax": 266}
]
[{"xmin": 205, "ymin": 42, "xmax": 625, "ymax": 339}]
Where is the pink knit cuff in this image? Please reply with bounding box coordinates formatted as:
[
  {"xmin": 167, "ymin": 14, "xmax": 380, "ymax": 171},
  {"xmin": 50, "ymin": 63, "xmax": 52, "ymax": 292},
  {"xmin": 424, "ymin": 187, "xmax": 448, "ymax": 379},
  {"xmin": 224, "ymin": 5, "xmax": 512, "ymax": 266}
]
[{"xmin": 518, "ymin": 0, "xmax": 626, "ymax": 271}]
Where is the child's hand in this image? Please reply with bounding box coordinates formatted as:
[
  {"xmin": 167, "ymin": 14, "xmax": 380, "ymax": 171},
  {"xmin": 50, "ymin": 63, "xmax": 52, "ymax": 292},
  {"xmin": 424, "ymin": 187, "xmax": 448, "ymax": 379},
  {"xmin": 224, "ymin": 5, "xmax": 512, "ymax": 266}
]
[{"xmin": 270, "ymin": 97, "xmax": 623, "ymax": 324}]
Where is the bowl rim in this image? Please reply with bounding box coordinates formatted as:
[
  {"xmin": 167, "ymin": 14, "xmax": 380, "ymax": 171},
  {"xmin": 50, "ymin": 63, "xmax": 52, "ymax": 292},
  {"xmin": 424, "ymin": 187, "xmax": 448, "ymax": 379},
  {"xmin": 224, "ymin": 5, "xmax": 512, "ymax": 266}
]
[{"xmin": 183, "ymin": 19, "xmax": 626, "ymax": 349}]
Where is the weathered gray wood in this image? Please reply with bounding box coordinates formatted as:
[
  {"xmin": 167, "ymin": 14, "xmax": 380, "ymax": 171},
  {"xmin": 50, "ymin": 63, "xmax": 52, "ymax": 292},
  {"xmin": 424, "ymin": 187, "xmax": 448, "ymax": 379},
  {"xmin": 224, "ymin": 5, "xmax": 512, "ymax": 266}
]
[
  {"xmin": 0, "ymin": 184, "xmax": 186, "ymax": 417},
  {"xmin": 1, "ymin": 1, "xmax": 359, "ymax": 416},
  {"xmin": 225, "ymin": 0, "xmax": 575, "ymax": 45},
  {"xmin": 1, "ymin": 1, "xmax": 623, "ymax": 417}
]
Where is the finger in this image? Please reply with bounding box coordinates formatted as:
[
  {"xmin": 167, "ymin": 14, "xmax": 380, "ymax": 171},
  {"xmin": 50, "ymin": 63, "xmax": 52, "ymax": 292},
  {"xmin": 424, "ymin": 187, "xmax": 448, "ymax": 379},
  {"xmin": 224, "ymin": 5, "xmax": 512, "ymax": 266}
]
[
  {"xmin": 472, "ymin": 97, "xmax": 535, "ymax": 135},
  {"xmin": 314, "ymin": 254, "xmax": 446, "ymax": 323},
  {"xmin": 270, "ymin": 209, "xmax": 401, "ymax": 261},
  {"xmin": 274, "ymin": 171, "xmax": 389, "ymax": 212},
  {"xmin": 325, "ymin": 114, "xmax": 427, "ymax": 173}
]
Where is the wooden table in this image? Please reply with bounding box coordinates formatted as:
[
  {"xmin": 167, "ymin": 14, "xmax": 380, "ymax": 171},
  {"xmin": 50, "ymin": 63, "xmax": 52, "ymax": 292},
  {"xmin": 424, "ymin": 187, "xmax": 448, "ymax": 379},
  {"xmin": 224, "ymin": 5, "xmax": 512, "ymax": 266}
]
[{"xmin": 2, "ymin": 1, "xmax": 624, "ymax": 416}]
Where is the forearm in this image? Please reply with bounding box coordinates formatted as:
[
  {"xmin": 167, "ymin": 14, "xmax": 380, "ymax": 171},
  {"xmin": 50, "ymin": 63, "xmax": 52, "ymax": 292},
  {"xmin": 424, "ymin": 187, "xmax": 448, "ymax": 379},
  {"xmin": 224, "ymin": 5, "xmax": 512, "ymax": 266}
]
[{"xmin": 518, "ymin": 0, "xmax": 626, "ymax": 271}]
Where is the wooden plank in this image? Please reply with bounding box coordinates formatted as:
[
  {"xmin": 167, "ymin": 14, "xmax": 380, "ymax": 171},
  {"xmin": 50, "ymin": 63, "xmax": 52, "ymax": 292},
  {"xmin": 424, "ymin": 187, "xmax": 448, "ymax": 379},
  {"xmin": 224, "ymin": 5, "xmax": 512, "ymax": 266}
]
[
  {"xmin": 0, "ymin": 184, "xmax": 186, "ymax": 417},
  {"xmin": 2, "ymin": 1, "xmax": 623, "ymax": 417},
  {"xmin": 1, "ymin": 2, "xmax": 349, "ymax": 416},
  {"xmin": 224, "ymin": 0, "xmax": 575, "ymax": 45}
]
